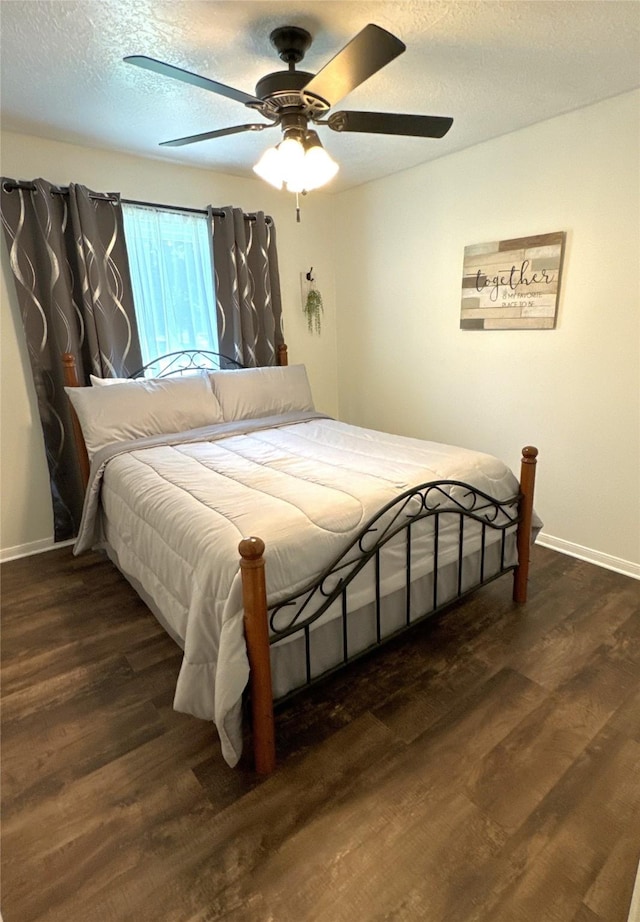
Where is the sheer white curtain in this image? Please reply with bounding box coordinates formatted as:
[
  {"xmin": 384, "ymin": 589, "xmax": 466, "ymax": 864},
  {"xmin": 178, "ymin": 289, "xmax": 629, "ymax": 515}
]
[{"xmin": 122, "ymin": 203, "xmax": 218, "ymax": 364}]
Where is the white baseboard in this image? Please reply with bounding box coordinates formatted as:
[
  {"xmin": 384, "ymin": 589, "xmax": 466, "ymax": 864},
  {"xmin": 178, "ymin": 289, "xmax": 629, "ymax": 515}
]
[
  {"xmin": 537, "ymin": 532, "xmax": 640, "ymax": 581},
  {"xmin": 0, "ymin": 537, "xmax": 75, "ymax": 563}
]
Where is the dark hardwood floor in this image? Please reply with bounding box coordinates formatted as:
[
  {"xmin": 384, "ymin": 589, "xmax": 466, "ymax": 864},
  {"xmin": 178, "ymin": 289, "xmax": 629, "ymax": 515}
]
[{"xmin": 1, "ymin": 544, "xmax": 639, "ymax": 922}]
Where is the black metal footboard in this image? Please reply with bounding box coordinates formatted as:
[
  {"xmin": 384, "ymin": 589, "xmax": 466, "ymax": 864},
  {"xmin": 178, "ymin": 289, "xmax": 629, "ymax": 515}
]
[{"xmin": 267, "ymin": 480, "xmax": 521, "ymax": 702}]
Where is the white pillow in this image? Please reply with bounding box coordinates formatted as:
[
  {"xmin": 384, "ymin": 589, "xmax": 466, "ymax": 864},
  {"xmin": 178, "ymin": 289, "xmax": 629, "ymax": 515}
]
[
  {"xmin": 209, "ymin": 365, "xmax": 315, "ymax": 421},
  {"xmin": 65, "ymin": 373, "xmax": 224, "ymax": 459},
  {"xmin": 89, "ymin": 374, "xmax": 131, "ymax": 386}
]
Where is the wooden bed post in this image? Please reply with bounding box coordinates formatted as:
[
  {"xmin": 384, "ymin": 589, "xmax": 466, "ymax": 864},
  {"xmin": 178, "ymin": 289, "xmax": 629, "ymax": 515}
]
[
  {"xmin": 513, "ymin": 445, "xmax": 538, "ymax": 604},
  {"xmin": 62, "ymin": 352, "xmax": 90, "ymax": 490},
  {"xmin": 239, "ymin": 537, "xmax": 276, "ymax": 774},
  {"xmin": 277, "ymin": 343, "xmax": 288, "ymax": 366}
]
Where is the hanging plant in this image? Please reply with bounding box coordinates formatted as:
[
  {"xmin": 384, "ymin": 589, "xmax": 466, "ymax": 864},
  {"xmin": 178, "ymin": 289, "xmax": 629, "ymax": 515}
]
[
  {"xmin": 303, "ymin": 269, "xmax": 323, "ymax": 334},
  {"xmin": 304, "ymin": 287, "xmax": 323, "ymax": 334}
]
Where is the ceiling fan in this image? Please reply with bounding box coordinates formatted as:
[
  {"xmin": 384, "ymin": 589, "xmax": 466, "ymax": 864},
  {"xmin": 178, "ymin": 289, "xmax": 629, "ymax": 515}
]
[{"xmin": 124, "ymin": 23, "xmax": 453, "ymax": 193}]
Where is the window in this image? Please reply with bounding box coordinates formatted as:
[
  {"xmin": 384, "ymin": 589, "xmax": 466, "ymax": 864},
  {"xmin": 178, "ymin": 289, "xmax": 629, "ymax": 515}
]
[{"xmin": 122, "ymin": 204, "xmax": 218, "ymax": 363}]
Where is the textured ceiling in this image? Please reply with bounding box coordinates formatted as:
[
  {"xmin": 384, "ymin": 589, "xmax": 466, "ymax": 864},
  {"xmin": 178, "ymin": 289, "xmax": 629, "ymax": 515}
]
[{"xmin": 1, "ymin": 1, "xmax": 639, "ymax": 192}]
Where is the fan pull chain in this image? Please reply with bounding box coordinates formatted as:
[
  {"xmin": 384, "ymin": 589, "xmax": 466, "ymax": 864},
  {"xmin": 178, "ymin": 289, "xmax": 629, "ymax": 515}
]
[{"xmin": 296, "ymin": 192, "xmax": 301, "ymax": 223}]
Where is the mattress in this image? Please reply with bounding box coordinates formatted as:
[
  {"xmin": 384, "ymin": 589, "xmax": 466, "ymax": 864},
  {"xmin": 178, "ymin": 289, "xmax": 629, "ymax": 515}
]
[{"xmin": 75, "ymin": 413, "xmax": 531, "ymax": 766}]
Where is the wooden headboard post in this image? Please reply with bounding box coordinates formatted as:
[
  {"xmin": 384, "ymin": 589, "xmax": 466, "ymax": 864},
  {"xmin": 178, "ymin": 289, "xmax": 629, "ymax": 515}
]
[
  {"xmin": 239, "ymin": 537, "xmax": 276, "ymax": 774},
  {"xmin": 62, "ymin": 353, "xmax": 90, "ymax": 490},
  {"xmin": 513, "ymin": 445, "xmax": 538, "ymax": 604},
  {"xmin": 277, "ymin": 344, "xmax": 288, "ymax": 366}
]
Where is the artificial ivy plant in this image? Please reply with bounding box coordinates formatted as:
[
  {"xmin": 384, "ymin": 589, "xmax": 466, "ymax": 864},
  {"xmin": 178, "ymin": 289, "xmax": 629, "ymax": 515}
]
[
  {"xmin": 303, "ymin": 269, "xmax": 323, "ymax": 334},
  {"xmin": 304, "ymin": 288, "xmax": 323, "ymax": 334}
]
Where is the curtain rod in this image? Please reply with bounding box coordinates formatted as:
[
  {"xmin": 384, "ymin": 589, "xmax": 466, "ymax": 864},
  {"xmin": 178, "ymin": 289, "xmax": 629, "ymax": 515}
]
[
  {"xmin": 122, "ymin": 196, "xmax": 272, "ymax": 224},
  {"xmin": 2, "ymin": 179, "xmax": 117, "ymax": 202},
  {"xmin": 1, "ymin": 181, "xmax": 270, "ymax": 223}
]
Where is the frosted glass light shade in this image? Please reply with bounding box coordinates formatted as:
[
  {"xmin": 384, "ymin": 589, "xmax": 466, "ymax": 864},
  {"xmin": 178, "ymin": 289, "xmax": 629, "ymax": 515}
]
[
  {"xmin": 301, "ymin": 144, "xmax": 339, "ymax": 190},
  {"xmin": 253, "ymin": 147, "xmax": 283, "ymax": 189},
  {"xmin": 278, "ymin": 137, "xmax": 305, "ymax": 172}
]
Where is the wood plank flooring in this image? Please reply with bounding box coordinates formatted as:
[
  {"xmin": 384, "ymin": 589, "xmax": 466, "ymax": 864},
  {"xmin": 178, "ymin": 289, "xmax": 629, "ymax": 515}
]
[{"xmin": 1, "ymin": 545, "xmax": 639, "ymax": 921}]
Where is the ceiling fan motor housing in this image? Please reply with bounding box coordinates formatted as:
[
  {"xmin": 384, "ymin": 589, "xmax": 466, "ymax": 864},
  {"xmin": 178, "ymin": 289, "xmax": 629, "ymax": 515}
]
[
  {"xmin": 256, "ymin": 79, "xmax": 331, "ymax": 121},
  {"xmin": 255, "ymin": 70, "xmax": 330, "ymax": 116},
  {"xmin": 255, "ymin": 69, "xmax": 313, "ymax": 102}
]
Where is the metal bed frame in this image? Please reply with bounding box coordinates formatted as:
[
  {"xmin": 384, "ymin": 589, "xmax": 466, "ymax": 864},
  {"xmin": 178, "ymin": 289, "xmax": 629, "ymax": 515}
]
[
  {"xmin": 62, "ymin": 345, "xmax": 537, "ymax": 775},
  {"xmin": 241, "ymin": 445, "xmax": 537, "ymax": 773}
]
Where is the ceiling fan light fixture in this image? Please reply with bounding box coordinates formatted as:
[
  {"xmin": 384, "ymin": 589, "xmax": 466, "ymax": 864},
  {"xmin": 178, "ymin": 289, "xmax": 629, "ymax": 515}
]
[{"xmin": 253, "ymin": 130, "xmax": 339, "ymax": 194}]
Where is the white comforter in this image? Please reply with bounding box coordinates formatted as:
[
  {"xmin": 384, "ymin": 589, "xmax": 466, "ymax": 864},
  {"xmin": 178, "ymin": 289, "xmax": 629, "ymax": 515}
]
[{"xmin": 75, "ymin": 413, "xmax": 525, "ymax": 766}]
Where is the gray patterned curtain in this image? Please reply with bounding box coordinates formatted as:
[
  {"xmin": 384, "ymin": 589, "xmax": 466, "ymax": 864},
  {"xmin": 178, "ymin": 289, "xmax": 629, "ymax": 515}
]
[
  {"xmin": 209, "ymin": 206, "xmax": 284, "ymax": 367},
  {"xmin": 1, "ymin": 177, "xmax": 142, "ymax": 541}
]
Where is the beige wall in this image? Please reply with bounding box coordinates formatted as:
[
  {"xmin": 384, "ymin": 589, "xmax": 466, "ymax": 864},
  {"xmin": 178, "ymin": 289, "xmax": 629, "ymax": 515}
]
[
  {"xmin": 0, "ymin": 132, "xmax": 339, "ymax": 555},
  {"xmin": 333, "ymin": 90, "xmax": 640, "ymax": 571}
]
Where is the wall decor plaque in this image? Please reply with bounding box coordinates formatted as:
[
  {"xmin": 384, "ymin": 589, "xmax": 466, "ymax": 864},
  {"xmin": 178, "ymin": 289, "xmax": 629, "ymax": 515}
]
[{"xmin": 461, "ymin": 231, "xmax": 566, "ymax": 330}]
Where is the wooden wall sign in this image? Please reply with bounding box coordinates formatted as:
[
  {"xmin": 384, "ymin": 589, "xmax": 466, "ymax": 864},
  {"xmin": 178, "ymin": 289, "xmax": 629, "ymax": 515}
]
[{"xmin": 461, "ymin": 231, "xmax": 566, "ymax": 330}]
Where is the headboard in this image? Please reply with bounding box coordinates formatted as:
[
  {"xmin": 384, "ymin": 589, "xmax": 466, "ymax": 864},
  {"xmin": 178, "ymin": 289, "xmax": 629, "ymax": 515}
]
[{"xmin": 128, "ymin": 350, "xmax": 246, "ymax": 378}]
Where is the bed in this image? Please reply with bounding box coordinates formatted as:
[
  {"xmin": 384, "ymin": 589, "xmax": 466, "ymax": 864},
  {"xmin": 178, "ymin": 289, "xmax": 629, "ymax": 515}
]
[{"xmin": 63, "ymin": 347, "xmax": 539, "ymax": 773}]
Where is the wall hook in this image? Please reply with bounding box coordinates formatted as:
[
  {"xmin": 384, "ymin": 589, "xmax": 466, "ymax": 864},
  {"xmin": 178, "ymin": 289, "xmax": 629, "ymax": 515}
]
[{"xmin": 306, "ymin": 267, "xmax": 314, "ymax": 282}]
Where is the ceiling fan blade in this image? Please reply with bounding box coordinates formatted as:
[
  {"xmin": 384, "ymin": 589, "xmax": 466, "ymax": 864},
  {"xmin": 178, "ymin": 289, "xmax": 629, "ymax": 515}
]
[
  {"xmin": 303, "ymin": 24, "xmax": 405, "ymax": 109},
  {"xmin": 160, "ymin": 123, "xmax": 275, "ymax": 147},
  {"xmin": 327, "ymin": 110, "xmax": 453, "ymax": 138},
  {"xmin": 124, "ymin": 55, "xmax": 263, "ymax": 107}
]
